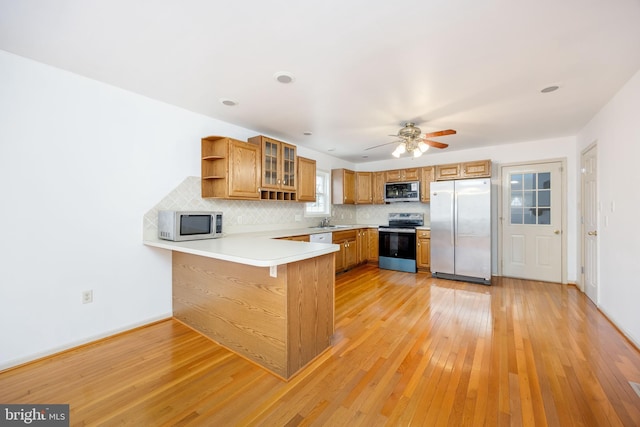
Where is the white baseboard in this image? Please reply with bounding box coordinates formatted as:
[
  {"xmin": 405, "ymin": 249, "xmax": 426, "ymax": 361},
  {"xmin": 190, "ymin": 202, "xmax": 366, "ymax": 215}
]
[
  {"xmin": 0, "ymin": 313, "xmax": 172, "ymax": 372},
  {"xmin": 598, "ymin": 306, "xmax": 640, "ymax": 351}
]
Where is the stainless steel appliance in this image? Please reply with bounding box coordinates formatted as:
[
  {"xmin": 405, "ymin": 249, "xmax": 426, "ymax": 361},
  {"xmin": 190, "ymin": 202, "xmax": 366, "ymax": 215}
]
[
  {"xmin": 378, "ymin": 213, "xmax": 424, "ymax": 273},
  {"xmin": 430, "ymin": 178, "xmax": 491, "ymax": 284},
  {"xmin": 158, "ymin": 211, "xmax": 223, "ymax": 241},
  {"xmin": 384, "ymin": 181, "xmax": 420, "ymax": 202}
]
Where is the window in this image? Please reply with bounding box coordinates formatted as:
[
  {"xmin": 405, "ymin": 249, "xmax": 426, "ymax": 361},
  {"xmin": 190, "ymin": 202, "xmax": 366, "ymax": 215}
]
[
  {"xmin": 510, "ymin": 172, "xmax": 551, "ymax": 225},
  {"xmin": 305, "ymin": 169, "xmax": 331, "ymax": 217}
]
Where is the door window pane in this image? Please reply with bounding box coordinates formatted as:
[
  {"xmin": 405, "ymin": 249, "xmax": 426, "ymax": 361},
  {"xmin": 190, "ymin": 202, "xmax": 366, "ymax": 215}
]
[
  {"xmin": 538, "ymin": 190, "xmax": 550, "ymax": 207},
  {"xmin": 538, "ymin": 172, "xmax": 551, "ymax": 189},
  {"xmin": 523, "ymin": 173, "xmax": 536, "ymax": 190},
  {"xmin": 510, "ymin": 174, "xmax": 523, "ymax": 190},
  {"xmin": 538, "ymin": 208, "xmax": 551, "ymax": 224}
]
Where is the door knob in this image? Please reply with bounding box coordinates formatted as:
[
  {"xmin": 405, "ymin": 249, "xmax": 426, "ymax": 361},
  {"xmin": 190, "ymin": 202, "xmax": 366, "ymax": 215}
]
[
  {"xmin": 554, "ymin": 230, "xmax": 561, "ymax": 234},
  {"xmin": 587, "ymin": 230, "xmax": 598, "ymax": 236}
]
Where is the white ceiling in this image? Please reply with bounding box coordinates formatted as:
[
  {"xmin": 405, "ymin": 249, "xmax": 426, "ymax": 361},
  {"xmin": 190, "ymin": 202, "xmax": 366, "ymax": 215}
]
[{"xmin": 2, "ymin": 0, "xmax": 640, "ymax": 163}]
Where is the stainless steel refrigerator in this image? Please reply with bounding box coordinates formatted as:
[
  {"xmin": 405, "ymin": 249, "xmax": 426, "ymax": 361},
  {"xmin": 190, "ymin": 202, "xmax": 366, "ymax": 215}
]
[{"xmin": 430, "ymin": 178, "xmax": 491, "ymax": 285}]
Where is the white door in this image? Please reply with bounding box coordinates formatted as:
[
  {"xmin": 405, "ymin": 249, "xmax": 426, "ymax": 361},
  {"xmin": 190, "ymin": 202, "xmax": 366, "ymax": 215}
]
[
  {"xmin": 582, "ymin": 145, "xmax": 598, "ymax": 303},
  {"xmin": 501, "ymin": 162, "xmax": 563, "ymax": 282}
]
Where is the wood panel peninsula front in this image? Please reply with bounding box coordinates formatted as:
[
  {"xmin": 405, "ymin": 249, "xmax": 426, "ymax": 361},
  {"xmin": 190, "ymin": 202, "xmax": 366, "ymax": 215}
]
[{"xmin": 144, "ymin": 234, "xmax": 339, "ymax": 380}]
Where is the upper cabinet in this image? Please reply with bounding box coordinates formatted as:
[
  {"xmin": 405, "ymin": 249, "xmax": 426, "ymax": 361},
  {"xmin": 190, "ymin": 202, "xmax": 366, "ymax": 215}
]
[
  {"xmin": 201, "ymin": 136, "xmax": 261, "ymax": 199},
  {"xmin": 372, "ymin": 172, "xmax": 385, "ymax": 204},
  {"xmin": 355, "ymin": 172, "xmax": 373, "ymax": 204},
  {"xmin": 461, "ymin": 159, "xmax": 492, "ymax": 178},
  {"xmin": 386, "ymin": 168, "xmax": 420, "ymax": 182},
  {"xmin": 332, "ymin": 169, "xmax": 356, "ymax": 204},
  {"xmin": 435, "ymin": 159, "xmax": 492, "ymax": 181},
  {"xmin": 420, "ymin": 167, "xmax": 435, "ymax": 202},
  {"xmin": 249, "ymin": 135, "xmax": 297, "ymax": 200},
  {"xmin": 297, "ymin": 156, "xmax": 317, "ymax": 202}
]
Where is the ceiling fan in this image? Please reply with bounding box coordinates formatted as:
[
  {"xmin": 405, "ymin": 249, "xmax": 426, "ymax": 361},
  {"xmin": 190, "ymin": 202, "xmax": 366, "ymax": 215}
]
[{"xmin": 366, "ymin": 122, "xmax": 456, "ymax": 158}]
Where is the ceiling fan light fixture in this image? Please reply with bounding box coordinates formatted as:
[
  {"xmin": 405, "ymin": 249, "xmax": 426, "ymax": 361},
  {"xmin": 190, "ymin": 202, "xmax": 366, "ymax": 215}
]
[
  {"xmin": 418, "ymin": 141, "xmax": 429, "ymax": 152},
  {"xmin": 413, "ymin": 149, "xmax": 423, "ymax": 158}
]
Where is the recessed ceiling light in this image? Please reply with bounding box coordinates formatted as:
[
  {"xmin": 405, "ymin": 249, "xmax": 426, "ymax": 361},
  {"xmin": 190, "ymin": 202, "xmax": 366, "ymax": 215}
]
[
  {"xmin": 541, "ymin": 85, "xmax": 559, "ymax": 93},
  {"xmin": 274, "ymin": 72, "xmax": 295, "ymax": 84},
  {"xmin": 303, "ymin": 131, "xmax": 312, "ymax": 136},
  {"xmin": 219, "ymin": 98, "xmax": 238, "ymax": 106}
]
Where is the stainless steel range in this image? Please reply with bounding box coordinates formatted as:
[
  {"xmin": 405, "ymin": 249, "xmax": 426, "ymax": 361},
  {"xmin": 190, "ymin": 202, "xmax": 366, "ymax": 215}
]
[{"xmin": 378, "ymin": 213, "xmax": 424, "ymax": 273}]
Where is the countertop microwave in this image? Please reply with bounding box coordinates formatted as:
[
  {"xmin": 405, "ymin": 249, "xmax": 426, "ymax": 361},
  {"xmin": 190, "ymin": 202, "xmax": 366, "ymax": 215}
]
[
  {"xmin": 158, "ymin": 211, "xmax": 222, "ymax": 241},
  {"xmin": 384, "ymin": 181, "xmax": 421, "ymax": 202}
]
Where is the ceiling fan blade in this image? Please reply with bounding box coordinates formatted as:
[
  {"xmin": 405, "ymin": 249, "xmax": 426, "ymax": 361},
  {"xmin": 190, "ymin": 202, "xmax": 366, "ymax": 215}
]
[
  {"xmin": 423, "ymin": 139, "xmax": 449, "ymax": 149},
  {"xmin": 423, "ymin": 129, "xmax": 456, "ymax": 138},
  {"xmin": 365, "ymin": 140, "xmax": 402, "ymax": 151}
]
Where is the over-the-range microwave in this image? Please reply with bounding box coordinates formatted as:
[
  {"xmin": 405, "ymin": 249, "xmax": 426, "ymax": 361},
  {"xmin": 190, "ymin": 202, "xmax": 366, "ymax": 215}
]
[
  {"xmin": 158, "ymin": 211, "xmax": 222, "ymax": 241},
  {"xmin": 384, "ymin": 181, "xmax": 421, "ymax": 202}
]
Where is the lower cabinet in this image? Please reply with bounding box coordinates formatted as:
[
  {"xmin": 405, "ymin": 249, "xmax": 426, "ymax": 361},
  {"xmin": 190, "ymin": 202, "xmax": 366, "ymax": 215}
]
[
  {"xmin": 367, "ymin": 228, "xmax": 379, "ymax": 262},
  {"xmin": 356, "ymin": 229, "xmax": 368, "ymax": 263},
  {"xmin": 334, "ymin": 230, "xmax": 357, "ymax": 272},
  {"xmin": 416, "ymin": 229, "xmax": 431, "ymax": 271},
  {"xmin": 333, "ymin": 229, "xmax": 376, "ymax": 273}
]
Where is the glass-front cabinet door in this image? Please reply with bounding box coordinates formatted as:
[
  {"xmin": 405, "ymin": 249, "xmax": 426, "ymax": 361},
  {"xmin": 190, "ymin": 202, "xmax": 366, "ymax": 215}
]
[
  {"xmin": 281, "ymin": 143, "xmax": 296, "ymax": 190},
  {"xmin": 263, "ymin": 139, "xmax": 279, "ymax": 187}
]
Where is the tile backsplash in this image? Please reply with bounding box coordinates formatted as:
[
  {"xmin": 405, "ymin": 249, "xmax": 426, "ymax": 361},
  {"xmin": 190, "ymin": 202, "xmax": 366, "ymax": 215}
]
[{"xmin": 143, "ymin": 177, "xmax": 430, "ymax": 237}]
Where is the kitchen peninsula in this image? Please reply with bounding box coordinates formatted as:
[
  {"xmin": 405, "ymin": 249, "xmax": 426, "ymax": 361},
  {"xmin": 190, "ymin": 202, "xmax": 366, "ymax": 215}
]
[{"xmin": 144, "ymin": 232, "xmax": 339, "ymax": 380}]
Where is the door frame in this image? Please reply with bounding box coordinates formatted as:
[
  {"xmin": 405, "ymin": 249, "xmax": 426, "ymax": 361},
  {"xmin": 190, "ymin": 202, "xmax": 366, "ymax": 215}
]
[
  {"xmin": 497, "ymin": 158, "xmax": 568, "ymax": 284},
  {"xmin": 580, "ymin": 142, "xmax": 598, "ymax": 299}
]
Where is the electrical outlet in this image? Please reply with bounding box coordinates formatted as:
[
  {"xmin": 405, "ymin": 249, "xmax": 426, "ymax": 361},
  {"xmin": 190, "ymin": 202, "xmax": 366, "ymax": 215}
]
[{"xmin": 82, "ymin": 290, "xmax": 93, "ymax": 304}]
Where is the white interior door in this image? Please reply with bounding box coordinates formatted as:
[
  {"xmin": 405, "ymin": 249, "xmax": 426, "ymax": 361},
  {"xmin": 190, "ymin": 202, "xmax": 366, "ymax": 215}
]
[
  {"xmin": 501, "ymin": 162, "xmax": 563, "ymax": 282},
  {"xmin": 582, "ymin": 145, "xmax": 598, "ymax": 303}
]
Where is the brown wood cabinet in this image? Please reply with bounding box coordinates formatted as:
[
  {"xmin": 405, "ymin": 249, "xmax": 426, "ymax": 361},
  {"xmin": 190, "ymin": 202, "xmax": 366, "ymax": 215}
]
[
  {"xmin": 201, "ymin": 136, "xmax": 261, "ymax": 199},
  {"xmin": 372, "ymin": 172, "xmax": 385, "ymax": 204},
  {"xmin": 249, "ymin": 135, "xmax": 297, "ymax": 200},
  {"xmin": 386, "ymin": 168, "xmax": 420, "ymax": 182},
  {"xmin": 420, "ymin": 167, "xmax": 435, "ymax": 202},
  {"xmin": 355, "ymin": 172, "xmax": 373, "ymax": 204},
  {"xmin": 367, "ymin": 228, "xmax": 379, "ymax": 262},
  {"xmin": 333, "ymin": 229, "xmax": 357, "ymax": 272},
  {"xmin": 416, "ymin": 229, "xmax": 431, "ymax": 271},
  {"xmin": 297, "ymin": 156, "xmax": 316, "ymax": 202},
  {"xmin": 435, "ymin": 159, "xmax": 491, "ymax": 181},
  {"xmin": 356, "ymin": 229, "xmax": 368, "ymax": 263},
  {"xmin": 435, "ymin": 163, "xmax": 462, "ymax": 181},
  {"xmin": 462, "ymin": 159, "xmax": 492, "ymax": 178},
  {"xmin": 332, "ymin": 169, "xmax": 356, "ymax": 205}
]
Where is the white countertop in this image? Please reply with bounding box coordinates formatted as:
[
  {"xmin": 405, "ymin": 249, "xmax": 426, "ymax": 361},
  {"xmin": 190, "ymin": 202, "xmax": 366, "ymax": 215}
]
[
  {"xmin": 143, "ymin": 226, "xmax": 362, "ymax": 267},
  {"xmin": 143, "ymin": 224, "xmax": 427, "ymax": 267},
  {"xmin": 143, "ymin": 234, "xmax": 338, "ymax": 267}
]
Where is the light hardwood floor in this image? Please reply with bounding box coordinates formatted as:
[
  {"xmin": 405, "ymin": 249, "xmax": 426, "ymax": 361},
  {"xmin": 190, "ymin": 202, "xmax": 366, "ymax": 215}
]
[{"xmin": 1, "ymin": 265, "xmax": 639, "ymax": 426}]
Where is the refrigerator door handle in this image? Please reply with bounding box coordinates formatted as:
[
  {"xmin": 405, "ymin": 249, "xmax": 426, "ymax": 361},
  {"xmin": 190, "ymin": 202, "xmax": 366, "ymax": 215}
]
[{"xmin": 451, "ymin": 189, "xmax": 456, "ymax": 246}]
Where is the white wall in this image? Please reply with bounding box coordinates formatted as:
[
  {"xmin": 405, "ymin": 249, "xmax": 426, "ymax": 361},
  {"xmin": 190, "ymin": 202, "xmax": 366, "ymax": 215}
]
[
  {"xmin": 576, "ymin": 69, "xmax": 640, "ymax": 346},
  {"xmin": 0, "ymin": 51, "xmax": 280, "ymax": 369}
]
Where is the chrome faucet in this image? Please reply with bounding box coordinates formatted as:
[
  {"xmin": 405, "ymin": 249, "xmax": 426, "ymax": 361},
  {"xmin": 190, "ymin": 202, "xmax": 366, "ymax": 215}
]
[{"xmin": 320, "ymin": 217, "xmax": 330, "ymax": 227}]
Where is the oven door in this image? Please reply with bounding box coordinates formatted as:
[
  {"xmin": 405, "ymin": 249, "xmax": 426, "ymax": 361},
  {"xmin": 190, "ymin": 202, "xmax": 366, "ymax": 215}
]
[{"xmin": 378, "ymin": 228, "xmax": 417, "ymax": 273}]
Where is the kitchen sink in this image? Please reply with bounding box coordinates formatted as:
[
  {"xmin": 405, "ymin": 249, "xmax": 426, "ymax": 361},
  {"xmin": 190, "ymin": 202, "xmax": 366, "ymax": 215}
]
[{"xmin": 309, "ymin": 225, "xmax": 352, "ymax": 229}]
